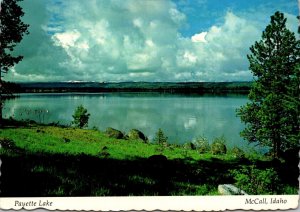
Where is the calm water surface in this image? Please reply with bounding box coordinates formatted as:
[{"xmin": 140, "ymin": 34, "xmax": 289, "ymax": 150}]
[{"xmin": 3, "ymin": 93, "xmax": 250, "ymax": 149}]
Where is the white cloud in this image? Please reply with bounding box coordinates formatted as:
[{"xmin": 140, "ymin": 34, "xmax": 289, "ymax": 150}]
[
  {"xmin": 53, "ymin": 30, "xmax": 81, "ymax": 49},
  {"xmin": 4, "ymin": 1, "xmax": 297, "ymax": 82},
  {"xmin": 169, "ymin": 8, "xmax": 186, "ymax": 24},
  {"xmin": 177, "ymin": 50, "xmax": 198, "ymax": 67},
  {"xmin": 191, "ymin": 32, "xmax": 207, "ymax": 43}
]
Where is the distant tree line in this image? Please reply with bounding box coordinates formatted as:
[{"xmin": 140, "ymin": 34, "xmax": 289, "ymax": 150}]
[{"xmin": 10, "ymin": 81, "xmax": 252, "ymax": 94}]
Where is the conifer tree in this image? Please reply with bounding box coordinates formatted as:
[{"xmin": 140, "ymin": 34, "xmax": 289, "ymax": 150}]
[
  {"xmin": 154, "ymin": 128, "xmax": 168, "ymax": 145},
  {"xmin": 72, "ymin": 105, "xmax": 90, "ymax": 128},
  {"xmin": 237, "ymin": 11, "xmax": 300, "ymax": 158},
  {"xmin": 0, "ymin": 0, "xmax": 29, "ymax": 126}
]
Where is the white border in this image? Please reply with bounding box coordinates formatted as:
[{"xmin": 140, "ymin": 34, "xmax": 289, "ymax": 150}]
[{"xmin": 0, "ymin": 195, "xmax": 299, "ymax": 211}]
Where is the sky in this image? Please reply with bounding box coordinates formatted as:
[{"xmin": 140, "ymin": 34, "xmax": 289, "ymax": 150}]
[{"xmin": 4, "ymin": 0, "xmax": 299, "ymax": 82}]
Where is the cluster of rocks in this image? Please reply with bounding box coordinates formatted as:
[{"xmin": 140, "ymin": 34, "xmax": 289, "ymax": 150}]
[{"xmin": 104, "ymin": 127, "xmax": 148, "ymax": 143}]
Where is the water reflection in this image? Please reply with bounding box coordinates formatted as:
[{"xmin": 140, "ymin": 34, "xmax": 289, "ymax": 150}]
[{"xmin": 3, "ymin": 93, "xmax": 249, "ymax": 149}]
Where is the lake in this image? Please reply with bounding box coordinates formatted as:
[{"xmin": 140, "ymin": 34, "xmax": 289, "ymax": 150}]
[{"xmin": 3, "ymin": 93, "xmax": 250, "ymax": 150}]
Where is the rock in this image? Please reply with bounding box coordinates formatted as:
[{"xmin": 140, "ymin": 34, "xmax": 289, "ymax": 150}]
[
  {"xmin": 105, "ymin": 127, "xmax": 124, "ymax": 139},
  {"xmin": 63, "ymin": 137, "xmax": 70, "ymax": 143},
  {"xmin": 127, "ymin": 129, "xmax": 148, "ymax": 142},
  {"xmin": 218, "ymin": 184, "xmax": 247, "ymax": 195}
]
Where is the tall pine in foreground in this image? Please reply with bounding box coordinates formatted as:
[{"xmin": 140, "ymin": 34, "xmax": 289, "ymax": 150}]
[
  {"xmin": 237, "ymin": 11, "xmax": 300, "ymax": 158},
  {"xmin": 0, "ymin": 0, "xmax": 29, "ymax": 126}
]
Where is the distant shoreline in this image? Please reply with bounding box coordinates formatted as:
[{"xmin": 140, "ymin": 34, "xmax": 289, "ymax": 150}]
[{"xmin": 8, "ymin": 81, "xmax": 252, "ymax": 94}]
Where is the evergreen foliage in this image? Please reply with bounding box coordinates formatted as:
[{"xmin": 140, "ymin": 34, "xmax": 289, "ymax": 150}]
[
  {"xmin": 72, "ymin": 105, "xmax": 90, "ymax": 128},
  {"xmin": 0, "ymin": 0, "xmax": 29, "ymax": 126},
  {"xmin": 0, "ymin": 0, "xmax": 29, "ymax": 74},
  {"xmin": 231, "ymin": 165, "xmax": 280, "ymax": 195},
  {"xmin": 153, "ymin": 128, "xmax": 168, "ymax": 145},
  {"xmin": 237, "ymin": 11, "xmax": 300, "ymax": 158}
]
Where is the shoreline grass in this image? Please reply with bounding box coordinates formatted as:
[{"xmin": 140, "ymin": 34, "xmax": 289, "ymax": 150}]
[{"xmin": 0, "ymin": 119, "xmax": 298, "ymax": 196}]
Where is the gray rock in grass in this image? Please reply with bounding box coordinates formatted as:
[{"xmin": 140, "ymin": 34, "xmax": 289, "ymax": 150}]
[{"xmin": 218, "ymin": 184, "xmax": 248, "ymax": 195}]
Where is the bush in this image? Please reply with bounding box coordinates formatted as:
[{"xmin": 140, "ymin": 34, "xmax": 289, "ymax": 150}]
[
  {"xmin": 211, "ymin": 136, "xmax": 227, "ymax": 155},
  {"xmin": 154, "ymin": 128, "xmax": 168, "ymax": 154},
  {"xmin": 0, "ymin": 138, "xmax": 17, "ymax": 150},
  {"xmin": 194, "ymin": 136, "xmax": 210, "ymax": 153},
  {"xmin": 153, "ymin": 128, "xmax": 168, "ymax": 145},
  {"xmin": 231, "ymin": 165, "xmax": 280, "ymax": 194},
  {"xmin": 72, "ymin": 105, "xmax": 90, "ymax": 128},
  {"xmin": 231, "ymin": 146, "xmax": 245, "ymax": 158},
  {"xmin": 182, "ymin": 142, "xmax": 195, "ymax": 150}
]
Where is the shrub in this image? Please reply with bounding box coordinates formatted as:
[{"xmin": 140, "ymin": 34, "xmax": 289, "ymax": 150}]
[
  {"xmin": 154, "ymin": 128, "xmax": 168, "ymax": 154},
  {"xmin": 231, "ymin": 146, "xmax": 245, "ymax": 158},
  {"xmin": 182, "ymin": 142, "xmax": 195, "ymax": 150},
  {"xmin": 153, "ymin": 128, "xmax": 168, "ymax": 145},
  {"xmin": 282, "ymin": 185, "xmax": 298, "ymax": 194},
  {"xmin": 0, "ymin": 138, "xmax": 17, "ymax": 150},
  {"xmin": 231, "ymin": 165, "xmax": 280, "ymax": 194},
  {"xmin": 211, "ymin": 136, "xmax": 227, "ymax": 155},
  {"xmin": 194, "ymin": 136, "xmax": 210, "ymax": 153},
  {"xmin": 92, "ymin": 126, "xmax": 99, "ymax": 131},
  {"xmin": 72, "ymin": 105, "xmax": 90, "ymax": 128}
]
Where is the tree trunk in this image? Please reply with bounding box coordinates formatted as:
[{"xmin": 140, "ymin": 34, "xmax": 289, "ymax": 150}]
[
  {"xmin": 0, "ymin": 70, "xmax": 2, "ymax": 128},
  {"xmin": 272, "ymin": 132, "xmax": 281, "ymax": 159}
]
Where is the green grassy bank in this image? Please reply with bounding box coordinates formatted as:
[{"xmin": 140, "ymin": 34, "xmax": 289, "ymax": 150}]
[{"xmin": 0, "ymin": 120, "xmax": 298, "ymax": 196}]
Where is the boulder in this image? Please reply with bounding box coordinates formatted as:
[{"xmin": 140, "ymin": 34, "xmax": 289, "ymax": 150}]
[
  {"xmin": 63, "ymin": 137, "xmax": 70, "ymax": 143},
  {"xmin": 218, "ymin": 184, "xmax": 247, "ymax": 195},
  {"xmin": 105, "ymin": 127, "xmax": 124, "ymax": 139},
  {"xmin": 127, "ymin": 129, "xmax": 148, "ymax": 142}
]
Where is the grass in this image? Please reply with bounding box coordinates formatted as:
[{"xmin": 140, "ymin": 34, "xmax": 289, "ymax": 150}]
[
  {"xmin": 0, "ymin": 124, "xmax": 239, "ymax": 161},
  {"xmin": 1, "ymin": 125, "xmax": 157, "ymax": 159},
  {"xmin": 0, "ymin": 120, "xmax": 298, "ymax": 196}
]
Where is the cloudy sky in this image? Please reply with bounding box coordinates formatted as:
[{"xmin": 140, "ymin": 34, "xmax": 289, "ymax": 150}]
[{"xmin": 5, "ymin": 0, "xmax": 299, "ymax": 82}]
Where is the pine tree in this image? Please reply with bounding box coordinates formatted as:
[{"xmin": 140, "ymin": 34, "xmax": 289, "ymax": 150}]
[
  {"xmin": 72, "ymin": 105, "xmax": 90, "ymax": 128},
  {"xmin": 154, "ymin": 128, "xmax": 168, "ymax": 145},
  {"xmin": 0, "ymin": 0, "xmax": 29, "ymax": 126},
  {"xmin": 237, "ymin": 11, "xmax": 300, "ymax": 158}
]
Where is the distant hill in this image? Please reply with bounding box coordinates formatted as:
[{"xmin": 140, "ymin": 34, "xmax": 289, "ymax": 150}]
[{"xmin": 14, "ymin": 81, "xmax": 252, "ymax": 94}]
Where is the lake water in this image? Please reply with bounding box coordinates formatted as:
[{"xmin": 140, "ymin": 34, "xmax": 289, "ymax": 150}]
[{"xmin": 3, "ymin": 93, "xmax": 250, "ymax": 150}]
